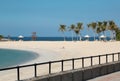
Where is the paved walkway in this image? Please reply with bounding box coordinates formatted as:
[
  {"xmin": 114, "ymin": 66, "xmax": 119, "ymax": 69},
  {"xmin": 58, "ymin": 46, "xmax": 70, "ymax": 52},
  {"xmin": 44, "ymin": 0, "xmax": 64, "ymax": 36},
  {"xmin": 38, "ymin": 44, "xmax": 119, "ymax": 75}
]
[{"xmin": 88, "ymin": 71, "xmax": 120, "ymax": 81}]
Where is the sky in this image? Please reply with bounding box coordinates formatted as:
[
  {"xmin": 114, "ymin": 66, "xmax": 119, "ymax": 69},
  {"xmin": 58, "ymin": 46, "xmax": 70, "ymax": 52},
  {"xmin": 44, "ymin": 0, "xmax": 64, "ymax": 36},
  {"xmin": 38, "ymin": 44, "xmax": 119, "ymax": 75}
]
[{"xmin": 0, "ymin": 0, "xmax": 120, "ymax": 37}]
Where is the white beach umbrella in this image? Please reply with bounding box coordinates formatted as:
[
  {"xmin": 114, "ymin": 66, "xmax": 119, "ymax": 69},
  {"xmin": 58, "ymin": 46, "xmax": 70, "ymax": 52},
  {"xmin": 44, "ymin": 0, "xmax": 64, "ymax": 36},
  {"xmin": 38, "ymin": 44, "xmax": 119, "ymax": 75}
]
[
  {"xmin": 18, "ymin": 35, "xmax": 24, "ymax": 38},
  {"xmin": 100, "ymin": 35, "xmax": 106, "ymax": 38},
  {"xmin": 84, "ymin": 35, "xmax": 90, "ymax": 41},
  {"xmin": 84, "ymin": 35, "xmax": 90, "ymax": 38}
]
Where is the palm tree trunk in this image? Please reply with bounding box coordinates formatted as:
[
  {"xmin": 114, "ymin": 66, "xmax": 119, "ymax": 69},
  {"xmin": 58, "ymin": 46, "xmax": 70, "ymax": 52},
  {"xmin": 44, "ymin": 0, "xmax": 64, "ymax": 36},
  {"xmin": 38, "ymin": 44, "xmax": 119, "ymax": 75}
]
[
  {"xmin": 76, "ymin": 34, "xmax": 77, "ymax": 41},
  {"xmin": 98, "ymin": 34, "xmax": 100, "ymax": 41},
  {"xmin": 111, "ymin": 31, "xmax": 114, "ymax": 40},
  {"xmin": 104, "ymin": 31, "xmax": 107, "ymax": 41},
  {"xmin": 103, "ymin": 31, "xmax": 106, "ymax": 41},
  {"xmin": 79, "ymin": 34, "xmax": 81, "ymax": 41},
  {"xmin": 114, "ymin": 31, "xmax": 116, "ymax": 40},
  {"xmin": 77, "ymin": 34, "xmax": 78, "ymax": 41},
  {"xmin": 94, "ymin": 34, "xmax": 96, "ymax": 41},
  {"xmin": 63, "ymin": 32, "xmax": 65, "ymax": 41},
  {"xmin": 71, "ymin": 31, "xmax": 73, "ymax": 41},
  {"xmin": 109, "ymin": 30, "xmax": 112, "ymax": 40},
  {"xmin": 94, "ymin": 30, "xmax": 96, "ymax": 41},
  {"xmin": 112, "ymin": 31, "xmax": 115, "ymax": 40}
]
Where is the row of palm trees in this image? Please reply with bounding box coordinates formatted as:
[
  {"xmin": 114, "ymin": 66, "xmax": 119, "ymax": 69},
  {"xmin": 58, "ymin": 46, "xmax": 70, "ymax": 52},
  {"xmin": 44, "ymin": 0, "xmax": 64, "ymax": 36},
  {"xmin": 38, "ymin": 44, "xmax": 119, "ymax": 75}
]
[
  {"xmin": 59, "ymin": 22, "xmax": 83, "ymax": 41},
  {"xmin": 59, "ymin": 20, "xmax": 119, "ymax": 41}
]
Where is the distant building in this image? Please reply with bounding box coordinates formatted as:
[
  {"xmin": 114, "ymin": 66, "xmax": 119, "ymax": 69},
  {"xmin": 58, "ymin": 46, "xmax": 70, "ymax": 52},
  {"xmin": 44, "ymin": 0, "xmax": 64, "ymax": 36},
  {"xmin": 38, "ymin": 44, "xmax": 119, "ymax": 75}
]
[{"xmin": 32, "ymin": 32, "xmax": 37, "ymax": 41}]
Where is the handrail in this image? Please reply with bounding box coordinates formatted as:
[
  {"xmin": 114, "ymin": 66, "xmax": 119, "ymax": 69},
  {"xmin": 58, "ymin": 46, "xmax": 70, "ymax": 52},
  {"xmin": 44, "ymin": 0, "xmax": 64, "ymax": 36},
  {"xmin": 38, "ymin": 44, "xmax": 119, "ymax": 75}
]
[{"xmin": 0, "ymin": 52, "xmax": 120, "ymax": 81}]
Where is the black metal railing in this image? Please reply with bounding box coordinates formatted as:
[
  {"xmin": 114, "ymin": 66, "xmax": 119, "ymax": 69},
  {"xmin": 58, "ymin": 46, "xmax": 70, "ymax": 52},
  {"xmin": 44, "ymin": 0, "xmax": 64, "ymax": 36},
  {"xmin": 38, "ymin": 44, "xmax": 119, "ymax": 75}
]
[{"xmin": 0, "ymin": 52, "xmax": 120, "ymax": 81}]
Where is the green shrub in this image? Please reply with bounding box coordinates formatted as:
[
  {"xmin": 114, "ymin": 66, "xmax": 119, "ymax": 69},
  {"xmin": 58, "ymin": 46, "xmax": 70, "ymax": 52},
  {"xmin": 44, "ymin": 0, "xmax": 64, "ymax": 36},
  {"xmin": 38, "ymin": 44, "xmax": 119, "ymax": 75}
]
[
  {"xmin": 116, "ymin": 29, "xmax": 120, "ymax": 41},
  {"xmin": 0, "ymin": 35, "xmax": 3, "ymax": 40}
]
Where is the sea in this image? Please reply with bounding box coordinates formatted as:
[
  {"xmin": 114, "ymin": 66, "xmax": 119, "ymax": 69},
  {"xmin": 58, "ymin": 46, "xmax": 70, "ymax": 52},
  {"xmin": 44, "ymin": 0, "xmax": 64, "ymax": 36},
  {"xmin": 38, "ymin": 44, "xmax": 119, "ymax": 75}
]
[
  {"xmin": 0, "ymin": 49, "xmax": 38, "ymax": 69},
  {"xmin": 5, "ymin": 37, "xmax": 111, "ymax": 41}
]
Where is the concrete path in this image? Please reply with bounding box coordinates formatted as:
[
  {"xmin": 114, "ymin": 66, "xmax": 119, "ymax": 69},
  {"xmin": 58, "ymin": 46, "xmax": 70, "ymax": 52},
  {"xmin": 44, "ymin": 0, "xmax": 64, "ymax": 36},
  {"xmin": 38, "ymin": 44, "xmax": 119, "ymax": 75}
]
[{"xmin": 88, "ymin": 71, "xmax": 120, "ymax": 81}]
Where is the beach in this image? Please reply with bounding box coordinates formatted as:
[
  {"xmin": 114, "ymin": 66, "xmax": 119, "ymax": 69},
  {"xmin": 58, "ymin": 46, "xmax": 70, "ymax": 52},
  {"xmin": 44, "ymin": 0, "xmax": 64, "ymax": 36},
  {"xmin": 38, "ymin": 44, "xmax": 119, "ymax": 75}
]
[{"xmin": 0, "ymin": 41, "xmax": 120, "ymax": 81}]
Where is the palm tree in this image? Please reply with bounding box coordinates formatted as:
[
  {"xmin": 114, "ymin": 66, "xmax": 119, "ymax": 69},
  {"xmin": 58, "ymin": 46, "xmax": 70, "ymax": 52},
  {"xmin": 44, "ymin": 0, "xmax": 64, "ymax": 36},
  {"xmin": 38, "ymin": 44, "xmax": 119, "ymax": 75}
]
[
  {"xmin": 74, "ymin": 27, "xmax": 80, "ymax": 41},
  {"xmin": 87, "ymin": 24, "xmax": 91, "ymax": 28},
  {"xmin": 102, "ymin": 21, "xmax": 108, "ymax": 35},
  {"xmin": 108, "ymin": 21, "xmax": 118, "ymax": 40},
  {"xmin": 88, "ymin": 22, "xmax": 97, "ymax": 41},
  {"xmin": 87, "ymin": 23, "xmax": 91, "ymax": 34},
  {"xmin": 96, "ymin": 27, "xmax": 102, "ymax": 40},
  {"xmin": 101, "ymin": 21, "xmax": 108, "ymax": 40},
  {"xmin": 68, "ymin": 24, "xmax": 75, "ymax": 41},
  {"xmin": 59, "ymin": 24, "xmax": 66, "ymax": 41},
  {"xmin": 113, "ymin": 25, "xmax": 118, "ymax": 40},
  {"xmin": 77, "ymin": 22, "xmax": 83, "ymax": 41}
]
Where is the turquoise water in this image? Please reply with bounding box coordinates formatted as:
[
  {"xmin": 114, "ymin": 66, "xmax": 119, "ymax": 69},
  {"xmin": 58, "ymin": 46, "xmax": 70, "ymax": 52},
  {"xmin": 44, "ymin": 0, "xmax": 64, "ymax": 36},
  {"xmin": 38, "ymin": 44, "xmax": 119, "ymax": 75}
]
[{"xmin": 0, "ymin": 49, "xmax": 38, "ymax": 69}]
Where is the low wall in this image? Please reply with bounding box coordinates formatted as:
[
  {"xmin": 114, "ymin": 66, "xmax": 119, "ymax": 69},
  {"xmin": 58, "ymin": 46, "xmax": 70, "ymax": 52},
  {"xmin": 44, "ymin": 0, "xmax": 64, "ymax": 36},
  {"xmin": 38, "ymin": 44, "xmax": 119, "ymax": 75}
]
[{"xmin": 22, "ymin": 61, "xmax": 120, "ymax": 81}]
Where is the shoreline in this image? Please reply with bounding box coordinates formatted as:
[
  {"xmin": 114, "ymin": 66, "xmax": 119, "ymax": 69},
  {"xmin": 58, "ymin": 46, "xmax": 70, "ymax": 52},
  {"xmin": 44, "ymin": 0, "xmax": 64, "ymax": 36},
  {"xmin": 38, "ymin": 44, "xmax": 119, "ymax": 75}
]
[
  {"xmin": 0, "ymin": 48, "xmax": 40, "ymax": 69},
  {"xmin": 0, "ymin": 41, "xmax": 120, "ymax": 64},
  {"xmin": 0, "ymin": 41, "xmax": 120, "ymax": 81},
  {"xmin": 0, "ymin": 48, "xmax": 39, "ymax": 69}
]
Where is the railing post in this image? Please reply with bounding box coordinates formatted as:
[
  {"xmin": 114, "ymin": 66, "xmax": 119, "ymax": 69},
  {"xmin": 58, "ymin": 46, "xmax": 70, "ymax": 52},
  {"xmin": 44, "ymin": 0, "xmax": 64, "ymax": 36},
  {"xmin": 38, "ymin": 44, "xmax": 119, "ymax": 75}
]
[
  {"xmin": 91, "ymin": 56, "xmax": 93, "ymax": 66},
  {"xmin": 112, "ymin": 53, "xmax": 114, "ymax": 62},
  {"xmin": 72, "ymin": 59, "xmax": 74, "ymax": 70},
  {"xmin": 34, "ymin": 63, "xmax": 37, "ymax": 77},
  {"xmin": 61, "ymin": 60, "xmax": 64, "ymax": 71},
  {"xmin": 106, "ymin": 54, "xmax": 108, "ymax": 63},
  {"xmin": 82, "ymin": 70, "xmax": 84, "ymax": 81},
  {"xmin": 82, "ymin": 58, "xmax": 84, "ymax": 68},
  {"xmin": 17, "ymin": 66, "xmax": 20, "ymax": 81},
  {"xmin": 118, "ymin": 53, "xmax": 120, "ymax": 61},
  {"xmin": 99, "ymin": 55, "xmax": 101, "ymax": 64},
  {"xmin": 49, "ymin": 62, "xmax": 51, "ymax": 74}
]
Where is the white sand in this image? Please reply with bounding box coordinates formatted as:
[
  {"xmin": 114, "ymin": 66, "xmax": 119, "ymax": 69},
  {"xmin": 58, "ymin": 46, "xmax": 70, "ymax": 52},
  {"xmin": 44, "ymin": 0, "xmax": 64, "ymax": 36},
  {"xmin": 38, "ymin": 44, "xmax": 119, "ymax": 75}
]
[{"xmin": 0, "ymin": 41, "xmax": 120, "ymax": 81}]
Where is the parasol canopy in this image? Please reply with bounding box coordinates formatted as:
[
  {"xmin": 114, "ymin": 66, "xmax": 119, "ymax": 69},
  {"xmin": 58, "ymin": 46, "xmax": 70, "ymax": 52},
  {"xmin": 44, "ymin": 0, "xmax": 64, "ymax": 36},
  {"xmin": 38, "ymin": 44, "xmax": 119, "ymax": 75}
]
[
  {"xmin": 84, "ymin": 35, "xmax": 90, "ymax": 38},
  {"xmin": 100, "ymin": 35, "xmax": 106, "ymax": 38},
  {"xmin": 18, "ymin": 35, "xmax": 24, "ymax": 38}
]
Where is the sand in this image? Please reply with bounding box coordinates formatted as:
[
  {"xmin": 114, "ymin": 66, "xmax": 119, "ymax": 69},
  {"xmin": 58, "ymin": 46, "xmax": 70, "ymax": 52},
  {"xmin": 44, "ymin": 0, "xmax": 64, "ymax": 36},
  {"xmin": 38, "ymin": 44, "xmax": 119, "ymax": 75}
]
[{"xmin": 0, "ymin": 41, "xmax": 120, "ymax": 81}]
